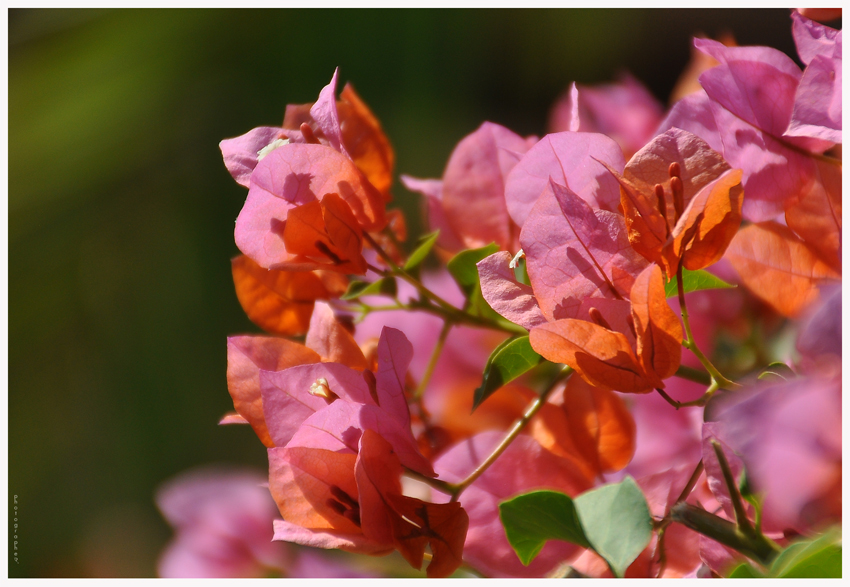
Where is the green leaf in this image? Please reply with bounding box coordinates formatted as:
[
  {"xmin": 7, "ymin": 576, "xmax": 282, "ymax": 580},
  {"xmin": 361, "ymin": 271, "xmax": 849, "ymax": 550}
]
[
  {"xmin": 664, "ymin": 268, "xmax": 735, "ymax": 298},
  {"xmin": 473, "ymin": 336, "xmax": 541, "ymax": 411},
  {"xmin": 340, "ymin": 276, "xmax": 397, "ymax": 300},
  {"xmin": 727, "ymin": 563, "xmax": 764, "ymax": 578},
  {"xmin": 403, "ymin": 230, "xmax": 440, "ymax": 271},
  {"xmin": 769, "ymin": 527, "xmax": 841, "ymax": 578},
  {"xmin": 573, "ymin": 477, "xmax": 652, "ymax": 578},
  {"xmin": 725, "ymin": 527, "xmax": 843, "ymax": 578},
  {"xmin": 513, "ymin": 255, "xmax": 530, "ymax": 286},
  {"xmin": 499, "ymin": 490, "xmax": 589, "ymax": 566},
  {"xmin": 447, "ymin": 243, "xmax": 500, "ymax": 295},
  {"xmin": 757, "ymin": 361, "xmax": 796, "ymax": 382}
]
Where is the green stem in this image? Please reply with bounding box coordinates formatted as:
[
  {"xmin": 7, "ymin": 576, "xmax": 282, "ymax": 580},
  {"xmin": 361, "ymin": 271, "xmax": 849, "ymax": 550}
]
[
  {"xmin": 654, "ymin": 459, "xmax": 704, "ymax": 577},
  {"xmin": 447, "ymin": 366, "xmax": 573, "ymax": 502},
  {"xmin": 711, "ymin": 440, "xmax": 752, "ymax": 533},
  {"xmin": 655, "ymin": 379, "xmax": 718, "ymax": 409},
  {"xmin": 676, "ymin": 267, "xmax": 740, "ymax": 390},
  {"xmin": 671, "ymin": 503, "xmax": 779, "ymax": 567},
  {"xmin": 415, "ymin": 320, "xmax": 452, "ymax": 400},
  {"xmin": 364, "ymin": 237, "xmax": 525, "ymax": 335},
  {"xmin": 403, "ymin": 467, "xmax": 457, "ymax": 496},
  {"xmin": 674, "ymin": 364, "xmax": 712, "ymax": 386}
]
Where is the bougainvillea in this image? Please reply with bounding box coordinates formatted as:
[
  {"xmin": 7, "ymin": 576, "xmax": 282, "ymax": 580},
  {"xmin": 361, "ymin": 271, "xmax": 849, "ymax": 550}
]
[{"xmin": 160, "ymin": 9, "xmax": 841, "ymax": 578}]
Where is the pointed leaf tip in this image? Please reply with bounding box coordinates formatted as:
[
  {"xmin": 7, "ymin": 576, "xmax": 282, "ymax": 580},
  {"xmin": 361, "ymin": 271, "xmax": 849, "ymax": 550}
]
[{"xmin": 473, "ymin": 336, "xmax": 541, "ymax": 411}]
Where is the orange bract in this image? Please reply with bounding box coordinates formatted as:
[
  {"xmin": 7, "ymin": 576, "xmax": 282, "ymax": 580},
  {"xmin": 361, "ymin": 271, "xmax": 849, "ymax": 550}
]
[
  {"xmin": 630, "ymin": 264, "xmax": 683, "ymax": 380},
  {"xmin": 305, "ymin": 302, "xmax": 369, "ymax": 370},
  {"xmin": 562, "ymin": 377, "xmax": 636, "ymax": 474},
  {"xmin": 226, "ymin": 336, "xmax": 322, "ymax": 447},
  {"xmin": 282, "ymin": 193, "xmax": 368, "ymax": 274},
  {"xmin": 725, "ymin": 221, "xmax": 841, "ymax": 317},
  {"xmin": 283, "ymin": 84, "xmax": 395, "ymax": 201},
  {"xmin": 530, "ymin": 377, "xmax": 636, "ymax": 479},
  {"xmin": 270, "ymin": 446, "xmax": 361, "ymax": 531},
  {"xmin": 530, "ymin": 264, "xmax": 681, "ymax": 393},
  {"xmin": 338, "ymin": 84, "xmax": 396, "ymax": 200},
  {"xmin": 530, "ymin": 320, "xmax": 656, "ymax": 393},
  {"xmin": 231, "ymin": 255, "xmax": 347, "ymax": 336},
  {"xmin": 784, "ymin": 159, "xmax": 842, "ymax": 274},
  {"xmin": 606, "ymin": 129, "xmax": 743, "ymax": 277}
]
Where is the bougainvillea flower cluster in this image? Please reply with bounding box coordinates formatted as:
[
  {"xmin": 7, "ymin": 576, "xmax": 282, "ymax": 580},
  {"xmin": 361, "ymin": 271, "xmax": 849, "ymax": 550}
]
[{"xmin": 158, "ymin": 9, "xmax": 841, "ymax": 579}]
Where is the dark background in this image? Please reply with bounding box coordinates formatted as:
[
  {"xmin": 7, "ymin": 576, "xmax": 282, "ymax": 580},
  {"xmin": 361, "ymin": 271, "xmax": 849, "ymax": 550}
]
[{"xmin": 9, "ymin": 8, "xmax": 806, "ymax": 577}]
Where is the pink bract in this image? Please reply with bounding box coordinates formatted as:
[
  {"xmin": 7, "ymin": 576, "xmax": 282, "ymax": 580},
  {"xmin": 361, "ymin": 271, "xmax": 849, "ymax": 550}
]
[
  {"xmin": 156, "ymin": 467, "xmax": 288, "ymax": 578},
  {"xmin": 520, "ymin": 179, "xmax": 646, "ymax": 330},
  {"xmin": 548, "ymin": 73, "xmax": 664, "ymax": 158},
  {"xmin": 707, "ymin": 376, "xmax": 842, "ymax": 534},
  {"xmin": 504, "ymin": 131, "xmax": 625, "ymax": 228}
]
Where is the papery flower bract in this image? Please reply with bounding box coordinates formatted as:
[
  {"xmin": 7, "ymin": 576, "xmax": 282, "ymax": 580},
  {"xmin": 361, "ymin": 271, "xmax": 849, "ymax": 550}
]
[
  {"xmin": 282, "ymin": 80, "xmax": 396, "ymax": 200},
  {"xmin": 660, "ymin": 29, "xmax": 839, "ymax": 222},
  {"xmin": 519, "ymin": 178, "xmax": 646, "ymax": 329},
  {"xmin": 548, "ymin": 74, "xmax": 664, "ymax": 159},
  {"xmin": 725, "ymin": 220, "xmax": 840, "ymax": 317},
  {"xmin": 402, "ymin": 122, "xmax": 536, "ymax": 253},
  {"xmin": 231, "ymin": 254, "xmax": 348, "ymax": 336},
  {"xmin": 530, "ymin": 264, "xmax": 682, "ymax": 393},
  {"xmin": 262, "ymin": 327, "xmax": 469, "ymax": 577},
  {"xmin": 786, "ymin": 12, "xmax": 842, "ymax": 143},
  {"xmin": 529, "ymin": 376, "xmax": 636, "ymax": 481},
  {"xmin": 222, "ymin": 301, "xmax": 368, "ymax": 446},
  {"xmin": 222, "ymin": 70, "xmax": 391, "ymax": 274},
  {"xmin": 224, "ymin": 336, "xmax": 322, "ymax": 447},
  {"xmin": 603, "ymin": 128, "xmax": 743, "ymax": 277},
  {"xmin": 503, "ymin": 131, "xmax": 625, "ymax": 229}
]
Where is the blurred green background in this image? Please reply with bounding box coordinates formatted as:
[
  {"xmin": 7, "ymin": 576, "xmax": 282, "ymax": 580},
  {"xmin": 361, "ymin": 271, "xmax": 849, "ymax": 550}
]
[{"xmin": 9, "ymin": 8, "xmax": 804, "ymax": 577}]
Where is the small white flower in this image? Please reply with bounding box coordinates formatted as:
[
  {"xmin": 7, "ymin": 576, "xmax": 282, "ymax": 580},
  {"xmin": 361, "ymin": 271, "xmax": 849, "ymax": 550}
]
[
  {"xmin": 257, "ymin": 138, "xmax": 290, "ymax": 161},
  {"xmin": 509, "ymin": 249, "xmax": 525, "ymax": 269}
]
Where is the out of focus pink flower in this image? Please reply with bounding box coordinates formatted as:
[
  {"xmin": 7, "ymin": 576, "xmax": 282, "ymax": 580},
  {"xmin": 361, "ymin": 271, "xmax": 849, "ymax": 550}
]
[
  {"xmin": 548, "ymin": 73, "xmax": 664, "ymax": 159},
  {"xmin": 156, "ymin": 466, "xmax": 374, "ymax": 578},
  {"xmin": 156, "ymin": 467, "xmax": 286, "ymax": 577},
  {"xmin": 402, "ymin": 122, "xmax": 536, "ymax": 254},
  {"xmin": 795, "ymin": 283, "xmax": 841, "ymax": 377},
  {"xmin": 706, "ymin": 375, "xmax": 841, "ymax": 535}
]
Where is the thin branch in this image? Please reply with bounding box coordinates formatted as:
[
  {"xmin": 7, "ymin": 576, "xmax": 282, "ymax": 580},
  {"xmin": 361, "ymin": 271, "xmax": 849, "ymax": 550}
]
[
  {"xmin": 677, "ymin": 267, "xmax": 740, "ymax": 390},
  {"xmin": 447, "ymin": 366, "xmax": 573, "ymax": 501},
  {"xmin": 711, "ymin": 440, "xmax": 752, "ymax": 533},
  {"xmin": 415, "ymin": 321, "xmax": 452, "ymax": 401}
]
